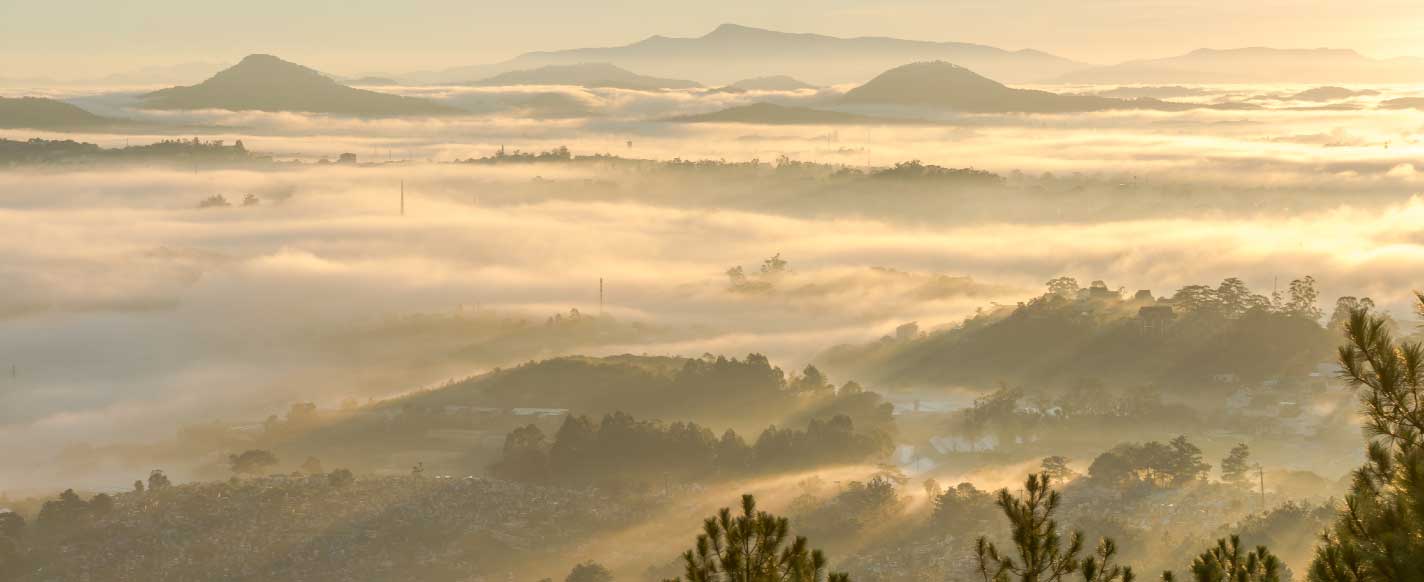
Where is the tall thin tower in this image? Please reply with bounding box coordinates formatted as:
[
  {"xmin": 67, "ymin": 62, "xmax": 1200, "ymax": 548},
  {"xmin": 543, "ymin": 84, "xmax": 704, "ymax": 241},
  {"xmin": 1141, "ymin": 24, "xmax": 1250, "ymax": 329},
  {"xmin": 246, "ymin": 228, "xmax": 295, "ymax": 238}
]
[
  {"xmin": 599, "ymin": 278, "xmax": 604, "ymax": 315},
  {"xmin": 1258, "ymin": 465, "xmax": 1266, "ymax": 511}
]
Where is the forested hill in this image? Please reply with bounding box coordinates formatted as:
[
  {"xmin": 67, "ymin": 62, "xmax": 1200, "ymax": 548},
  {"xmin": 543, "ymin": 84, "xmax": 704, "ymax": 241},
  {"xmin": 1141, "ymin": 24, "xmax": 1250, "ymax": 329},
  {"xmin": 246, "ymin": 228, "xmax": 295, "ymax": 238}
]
[
  {"xmin": 240, "ymin": 354, "xmax": 896, "ymax": 479},
  {"xmin": 392, "ymin": 353, "xmax": 892, "ymax": 433},
  {"xmin": 817, "ymin": 277, "xmax": 1342, "ymax": 391}
]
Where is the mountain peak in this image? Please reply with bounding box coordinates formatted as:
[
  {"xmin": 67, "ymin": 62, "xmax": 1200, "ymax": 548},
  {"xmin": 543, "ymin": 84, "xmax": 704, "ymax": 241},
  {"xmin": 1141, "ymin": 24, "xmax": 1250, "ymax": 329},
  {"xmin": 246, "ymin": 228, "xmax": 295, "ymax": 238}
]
[
  {"xmin": 222, "ymin": 54, "xmax": 326, "ymax": 79},
  {"xmin": 237, "ymin": 53, "xmax": 285, "ymax": 66},
  {"xmin": 141, "ymin": 55, "xmax": 458, "ymax": 116},
  {"xmin": 840, "ymin": 61, "xmax": 1163, "ymax": 114},
  {"xmin": 841, "ymin": 61, "xmax": 1011, "ymax": 109},
  {"xmin": 704, "ymin": 23, "xmax": 774, "ymax": 38},
  {"xmin": 873, "ymin": 61, "xmax": 1002, "ymax": 87}
]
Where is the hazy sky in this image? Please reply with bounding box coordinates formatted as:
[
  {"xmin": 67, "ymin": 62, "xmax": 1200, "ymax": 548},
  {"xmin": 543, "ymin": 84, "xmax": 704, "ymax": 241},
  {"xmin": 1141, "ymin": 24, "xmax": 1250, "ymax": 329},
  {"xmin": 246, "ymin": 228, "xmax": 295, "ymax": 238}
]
[{"xmin": 3, "ymin": 0, "xmax": 1423, "ymax": 79}]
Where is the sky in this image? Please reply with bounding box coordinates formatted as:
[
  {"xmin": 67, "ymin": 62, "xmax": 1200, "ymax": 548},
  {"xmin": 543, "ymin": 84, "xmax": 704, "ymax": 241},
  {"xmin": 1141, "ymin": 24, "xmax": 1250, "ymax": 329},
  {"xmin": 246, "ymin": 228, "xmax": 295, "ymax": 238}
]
[{"xmin": 3, "ymin": 0, "xmax": 1424, "ymax": 80}]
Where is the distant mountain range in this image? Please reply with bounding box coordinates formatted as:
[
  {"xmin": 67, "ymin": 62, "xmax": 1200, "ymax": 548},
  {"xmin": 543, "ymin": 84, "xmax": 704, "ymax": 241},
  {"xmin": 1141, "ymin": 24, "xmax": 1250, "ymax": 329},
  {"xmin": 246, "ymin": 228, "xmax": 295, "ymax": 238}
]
[
  {"xmin": 1059, "ymin": 47, "xmax": 1424, "ymax": 84},
  {"xmin": 141, "ymin": 55, "xmax": 461, "ymax": 116},
  {"xmin": 469, "ymin": 63, "xmax": 701, "ymax": 90},
  {"xmin": 95, "ymin": 61, "xmax": 232, "ymax": 87},
  {"xmin": 404, "ymin": 23, "xmax": 1086, "ymax": 86},
  {"xmin": 0, "ymin": 61, "xmax": 227, "ymax": 89},
  {"xmin": 0, "ymin": 97, "xmax": 117, "ymax": 130}
]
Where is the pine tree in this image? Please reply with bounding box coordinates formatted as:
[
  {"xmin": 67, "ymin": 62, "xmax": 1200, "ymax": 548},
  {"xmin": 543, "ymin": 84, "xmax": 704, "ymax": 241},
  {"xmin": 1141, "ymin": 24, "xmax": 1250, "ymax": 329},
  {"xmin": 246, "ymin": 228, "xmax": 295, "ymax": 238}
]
[
  {"xmin": 1220, "ymin": 444, "xmax": 1252, "ymax": 485},
  {"xmin": 1162, "ymin": 536, "xmax": 1281, "ymax": 582},
  {"xmin": 1307, "ymin": 297, "xmax": 1424, "ymax": 581},
  {"xmin": 664, "ymin": 494, "xmax": 848, "ymax": 582},
  {"xmin": 1080, "ymin": 539, "xmax": 1136, "ymax": 582},
  {"xmin": 975, "ymin": 472, "xmax": 1132, "ymax": 582}
]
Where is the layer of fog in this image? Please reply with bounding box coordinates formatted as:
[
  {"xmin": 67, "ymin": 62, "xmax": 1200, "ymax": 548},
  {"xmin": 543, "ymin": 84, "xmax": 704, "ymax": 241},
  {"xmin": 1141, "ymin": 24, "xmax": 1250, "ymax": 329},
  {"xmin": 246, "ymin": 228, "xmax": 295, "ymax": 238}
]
[
  {"xmin": 3, "ymin": 83, "xmax": 1424, "ymax": 492},
  {"xmin": 9, "ymin": 82, "xmax": 1423, "ymax": 192}
]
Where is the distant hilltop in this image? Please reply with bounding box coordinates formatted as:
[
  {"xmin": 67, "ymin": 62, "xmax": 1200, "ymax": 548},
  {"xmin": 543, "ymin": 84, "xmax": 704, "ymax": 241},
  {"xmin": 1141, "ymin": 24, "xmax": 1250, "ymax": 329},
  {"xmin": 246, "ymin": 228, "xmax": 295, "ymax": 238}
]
[
  {"xmin": 841, "ymin": 61, "xmax": 1132, "ymax": 113},
  {"xmin": 141, "ymin": 54, "xmax": 462, "ymax": 117},
  {"xmin": 839, "ymin": 61, "xmax": 1259, "ymax": 113}
]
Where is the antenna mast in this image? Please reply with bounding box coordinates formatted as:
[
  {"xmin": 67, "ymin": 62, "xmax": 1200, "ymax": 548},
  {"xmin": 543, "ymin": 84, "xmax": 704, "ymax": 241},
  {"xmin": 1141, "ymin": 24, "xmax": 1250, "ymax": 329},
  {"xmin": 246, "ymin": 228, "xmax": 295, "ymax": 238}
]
[
  {"xmin": 599, "ymin": 278, "xmax": 604, "ymax": 315},
  {"xmin": 1258, "ymin": 464, "xmax": 1266, "ymax": 511}
]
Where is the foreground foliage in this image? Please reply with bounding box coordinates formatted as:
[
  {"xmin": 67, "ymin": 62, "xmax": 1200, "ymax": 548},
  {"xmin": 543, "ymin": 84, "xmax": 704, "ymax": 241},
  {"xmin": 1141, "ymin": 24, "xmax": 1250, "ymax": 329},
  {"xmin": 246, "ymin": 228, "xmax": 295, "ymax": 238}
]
[
  {"xmin": 1308, "ymin": 297, "xmax": 1424, "ymax": 581},
  {"xmin": 665, "ymin": 494, "xmax": 849, "ymax": 582},
  {"xmin": 975, "ymin": 472, "xmax": 1134, "ymax": 582}
]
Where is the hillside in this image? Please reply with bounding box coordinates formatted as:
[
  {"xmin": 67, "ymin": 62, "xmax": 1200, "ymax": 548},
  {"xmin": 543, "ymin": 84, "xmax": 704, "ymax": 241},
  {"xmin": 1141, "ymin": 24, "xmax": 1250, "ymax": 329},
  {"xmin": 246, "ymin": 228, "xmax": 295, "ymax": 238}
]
[
  {"xmin": 0, "ymin": 97, "xmax": 116, "ymax": 130},
  {"xmin": 383, "ymin": 353, "xmax": 889, "ymax": 433},
  {"xmin": 10, "ymin": 476, "xmax": 646, "ymax": 582},
  {"xmin": 413, "ymin": 23, "xmax": 1086, "ymax": 85},
  {"xmin": 160, "ymin": 353, "xmax": 896, "ymax": 482},
  {"xmin": 141, "ymin": 54, "xmax": 461, "ymax": 116},
  {"xmin": 1058, "ymin": 47, "xmax": 1424, "ymax": 84},
  {"xmin": 817, "ymin": 278, "xmax": 1336, "ymax": 390},
  {"xmin": 470, "ymin": 62, "xmax": 700, "ymax": 90},
  {"xmin": 725, "ymin": 75, "xmax": 818, "ymax": 91}
]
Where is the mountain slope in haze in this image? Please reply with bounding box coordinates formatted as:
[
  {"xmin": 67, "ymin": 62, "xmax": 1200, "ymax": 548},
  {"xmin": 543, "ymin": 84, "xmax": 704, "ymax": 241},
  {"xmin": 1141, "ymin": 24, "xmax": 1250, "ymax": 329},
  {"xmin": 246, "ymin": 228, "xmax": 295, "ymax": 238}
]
[
  {"xmin": 96, "ymin": 61, "xmax": 230, "ymax": 86},
  {"xmin": 141, "ymin": 54, "xmax": 461, "ymax": 116},
  {"xmin": 0, "ymin": 97, "xmax": 117, "ymax": 129},
  {"xmin": 416, "ymin": 23, "xmax": 1087, "ymax": 86},
  {"xmin": 1285, "ymin": 86, "xmax": 1380, "ymax": 102},
  {"xmin": 669, "ymin": 102, "xmax": 914, "ymax": 125},
  {"xmin": 726, "ymin": 75, "xmax": 818, "ymax": 91},
  {"xmin": 469, "ymin": 62, "xmax": 701, "ymax": 90},
  {"xmin": 1058, "ymin": 47, "xmax": 1424, "ymax": 84},
  {"xmin": 839, "ymin": 61, "xmax": 1242, "ymax": 113}
]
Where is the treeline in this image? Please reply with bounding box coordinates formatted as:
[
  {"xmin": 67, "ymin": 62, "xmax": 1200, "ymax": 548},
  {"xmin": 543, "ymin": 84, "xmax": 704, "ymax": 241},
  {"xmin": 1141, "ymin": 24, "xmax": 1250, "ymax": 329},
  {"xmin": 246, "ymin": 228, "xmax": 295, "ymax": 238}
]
[
  {"xmin": 453, "ymin": 145, "xmax": 1004, "ymax": 184},
  {"xmin": 869, "ymin": 160, "xmax": 1003, "ymax": 183},
  {"xmin": 0, "ymin": 137, "xmax": 257, "ymax": 166},
  {"xmin": 944, "ymin": 382, "xmax": 1203, "ymax": 451},
  {"xmin": 491, "ymin": 410, "xmax": 891, "ymax": 487}
]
